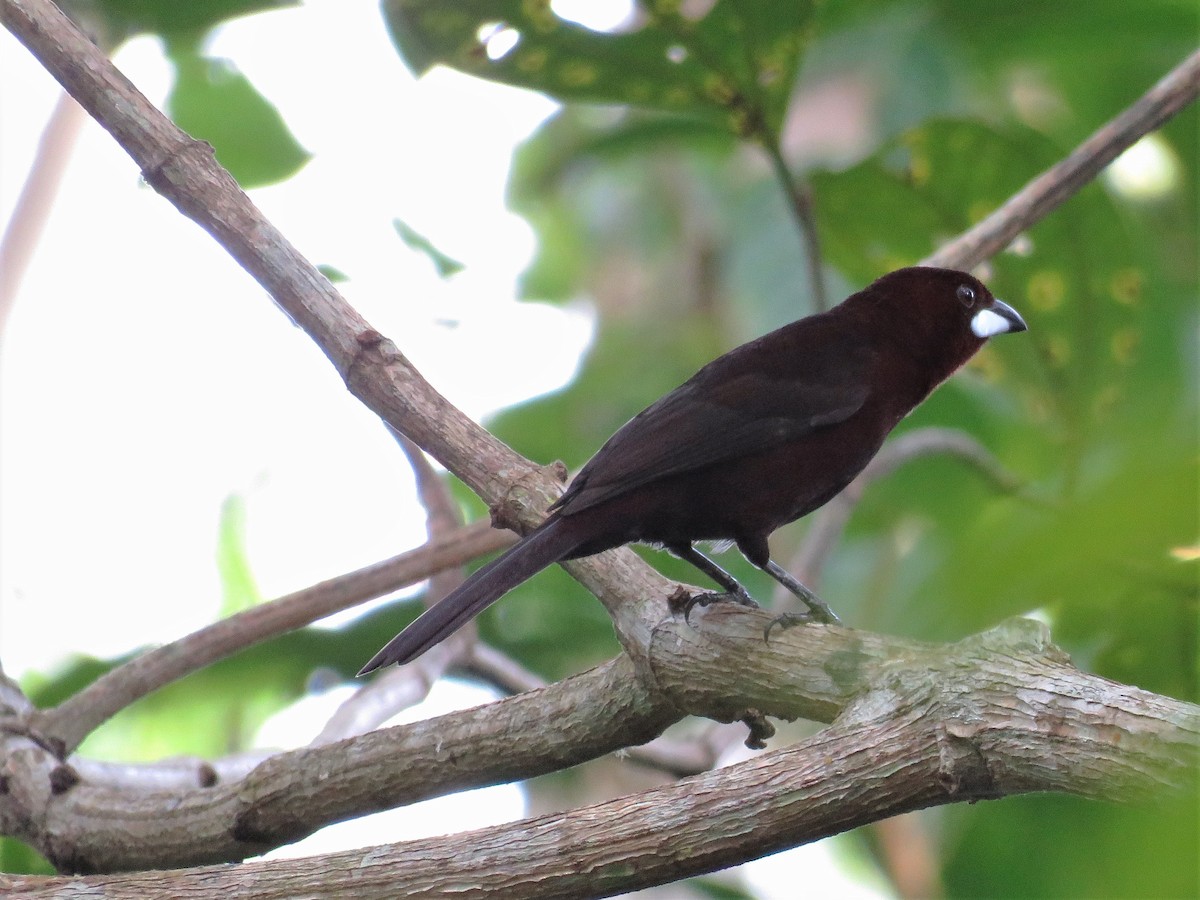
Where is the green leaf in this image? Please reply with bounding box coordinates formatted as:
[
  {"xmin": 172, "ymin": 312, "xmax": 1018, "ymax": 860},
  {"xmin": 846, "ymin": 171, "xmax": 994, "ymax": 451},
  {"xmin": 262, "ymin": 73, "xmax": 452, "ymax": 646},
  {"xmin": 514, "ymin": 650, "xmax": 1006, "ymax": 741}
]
[
  {"xmin": 317, "ymin": 264, "xmax": 350, "ymax": 283},
  {"xmin": 382, "ymin": 0, "xmax": 819, "ymax": 139},
  {"xmin": 0, "ymin": 836, "xmax": 53, "ymax": 875},
  {"xmin": 393, "ymin": 218, "xmax": 466, "ymax": 278},
  {"xmin": 216, "ymin": 494, "xmax": 262, "ymax": 616},
  {"xmin": 165, "ymin": 43, "xmax": 311, "ymax": 189},
  {"xmin": 71, "ymin": 0, "xmax": 297, "ymax": 46},
  {"xmin": 943, "ymin": 793, "xmax": 1198, "ymax": 899}
]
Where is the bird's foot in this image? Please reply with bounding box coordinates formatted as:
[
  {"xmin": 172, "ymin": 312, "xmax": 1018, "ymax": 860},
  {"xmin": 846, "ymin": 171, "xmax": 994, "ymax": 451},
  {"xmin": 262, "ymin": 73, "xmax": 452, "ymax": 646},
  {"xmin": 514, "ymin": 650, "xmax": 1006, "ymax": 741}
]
[
  {"xmin": 761, "ymin": 561, "xmax": 841, "ymax": 625},
  {"xmin": 676, "ymin": 589, "xmax": 759, "ymax": 625},
  {"xmin": 763, "ymin": 611, "xmax": 817, "ymax": 642}
]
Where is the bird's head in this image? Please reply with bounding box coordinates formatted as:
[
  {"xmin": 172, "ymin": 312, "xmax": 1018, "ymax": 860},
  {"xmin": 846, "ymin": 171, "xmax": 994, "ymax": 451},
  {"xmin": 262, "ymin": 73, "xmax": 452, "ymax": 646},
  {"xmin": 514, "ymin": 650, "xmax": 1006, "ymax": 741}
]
[{"xmin": 861, "ymin": 266, "xmax": 1027, "ymax": 381}]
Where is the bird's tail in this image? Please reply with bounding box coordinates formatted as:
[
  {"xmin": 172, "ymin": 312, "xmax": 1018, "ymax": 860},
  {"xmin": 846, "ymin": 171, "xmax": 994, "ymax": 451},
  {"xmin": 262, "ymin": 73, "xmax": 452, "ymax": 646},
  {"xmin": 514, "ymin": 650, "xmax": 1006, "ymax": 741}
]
[{"xmin": 358, "ymin": 517, "xmax": 581, "ymax": 675}]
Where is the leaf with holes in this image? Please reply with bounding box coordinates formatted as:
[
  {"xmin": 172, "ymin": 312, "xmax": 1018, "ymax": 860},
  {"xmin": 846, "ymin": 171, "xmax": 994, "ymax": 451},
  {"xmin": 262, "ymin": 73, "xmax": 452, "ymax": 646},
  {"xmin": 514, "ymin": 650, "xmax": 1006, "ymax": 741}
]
[{"xmin": 382, "ymin": 0, "xmax": 817, "ymax": 139}]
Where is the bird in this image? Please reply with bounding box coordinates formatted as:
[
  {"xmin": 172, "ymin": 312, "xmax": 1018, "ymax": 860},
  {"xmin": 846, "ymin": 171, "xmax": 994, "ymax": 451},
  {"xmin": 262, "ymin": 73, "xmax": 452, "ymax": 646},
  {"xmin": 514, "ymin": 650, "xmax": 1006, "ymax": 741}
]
[{"xmin": 359, "ymin": 266, "xmax": 1026, "ymax": 674}]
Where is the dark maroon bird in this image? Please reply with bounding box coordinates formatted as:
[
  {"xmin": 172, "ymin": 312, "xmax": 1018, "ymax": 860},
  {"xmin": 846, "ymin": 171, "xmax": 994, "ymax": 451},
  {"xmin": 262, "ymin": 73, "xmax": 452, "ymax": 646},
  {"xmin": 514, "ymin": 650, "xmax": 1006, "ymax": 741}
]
[{"xmin": 360, "ymin": 266, "xmax": 1026, "ymax": 674}]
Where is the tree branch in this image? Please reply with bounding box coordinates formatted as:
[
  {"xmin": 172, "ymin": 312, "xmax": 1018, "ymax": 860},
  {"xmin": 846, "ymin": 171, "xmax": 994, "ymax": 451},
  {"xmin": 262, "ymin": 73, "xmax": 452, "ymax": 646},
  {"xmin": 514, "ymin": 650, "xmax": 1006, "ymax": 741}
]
[
  {"xmin": 36, "ymin": 519, "xmax": 513, "ymax": 754},
  {"xmin": 311, "ymin": 431, "xmax": 476, "ymax": 743},
  {"xmin": 781, "ymin": 426, "xmax": 1027, "ymax": 599},
  {"xmin": 0, "ymin": 89, "xmax": 85, "ymax": 338},
  {"xmin": 5, "ymin": 618, "xmax": 1195, "ymax": 892},
  {"xmin": 3, "ymin": 0, "xmax": 1198, "ymax": 888},
  {"xmin": 4, "ymin": 1, "xmax": 1195, "ymax": 693},
  {"xmin": 923, "ymin": 49, "xmax": 1200, "ymax": 271},
  {"xmin": 5, "ymin": 654, "xmax": 673, "ymax": 872},
  {"xmin": 0, "ymin": 0, "xmax": 670, "ymax": 672}
]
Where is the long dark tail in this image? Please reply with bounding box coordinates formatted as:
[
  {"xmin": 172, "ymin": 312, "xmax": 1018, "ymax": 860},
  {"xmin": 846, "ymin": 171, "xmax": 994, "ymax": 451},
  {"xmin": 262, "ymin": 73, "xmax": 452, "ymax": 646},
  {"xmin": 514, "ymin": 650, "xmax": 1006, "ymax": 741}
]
[{"xmin": 358, "ymin": 517, "xmax": 582, "ymax": 675}]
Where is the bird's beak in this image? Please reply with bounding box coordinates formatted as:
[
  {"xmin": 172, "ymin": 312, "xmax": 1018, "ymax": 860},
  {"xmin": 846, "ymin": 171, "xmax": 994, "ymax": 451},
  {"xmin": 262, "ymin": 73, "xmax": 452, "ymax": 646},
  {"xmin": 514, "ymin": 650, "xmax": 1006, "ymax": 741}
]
[{"xmin": 971, "ymin": 298, "xmax": 1027, "ymax": 338}]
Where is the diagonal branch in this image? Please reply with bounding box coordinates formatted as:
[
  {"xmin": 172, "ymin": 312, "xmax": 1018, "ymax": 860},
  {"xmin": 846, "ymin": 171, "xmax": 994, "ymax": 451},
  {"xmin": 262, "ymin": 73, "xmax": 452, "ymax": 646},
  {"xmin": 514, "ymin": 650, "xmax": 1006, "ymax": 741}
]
[
  {"xmin": 0, "ymin": 90, "xmax": 86, "ymax": 337},
  {"xmin": 2, "ymin": 0, "xmax": 1198, "ymax": 885},
  {"xmin": 0, "ymin": 0, "xmax": 671, "ymax": 674},
  {"xmin": 781, "ymin": 426, "xmax": 1028, "ymax": 600},
  {"xmin": 923, "ymin": 49, "xmax": 1200, "ymax": 271},
  {"xmin": 5, "ymin": 4, "xmax": 1196, "ymax": 731},
  {"xmin": 762, "ymin": 136, "xmax": 829, "ymax": 311}
]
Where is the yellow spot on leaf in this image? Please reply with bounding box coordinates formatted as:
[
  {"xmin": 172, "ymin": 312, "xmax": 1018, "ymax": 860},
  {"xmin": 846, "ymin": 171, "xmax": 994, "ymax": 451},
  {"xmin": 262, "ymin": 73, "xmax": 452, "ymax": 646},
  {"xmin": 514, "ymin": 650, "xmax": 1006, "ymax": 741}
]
[
  {"xmin": 1110, "ymin": 268, "xmax": 1144, "ymax": 306},
  {"xmin": 910, "ymin": 152, "xmax": 931, "ymax": 187},
  {"xmin": 1110, "ymin": 328, "xmax": 1139, "ymax": 365},
  {"xmin": 522, "ymin": 0, "xmax": 557, "ymax": 33},
  {"xmin": 1027, "ymin": 270, "xmax": 1066, "ymax": 312},
  {"xmin": 1045, "ymin": 334, "xmax": 1071, "ymax": 366},
  {"xmin": 663, "ymin": 86, "xmax": 692, "ymax": 106},
  {"xmin": 516, "ymin": 48, "xmax": 547, "ymax": 73},
  {"xmin": 704, "ymin": 75, "xmax": 736, "ymax": 104},
  {"xmin": 1092, "ymin": 385, "xmax": 1121, "ymax": 419},
  {"xmin": 560, "ymin": 60, "xmax": 598, "ymax": 87}
]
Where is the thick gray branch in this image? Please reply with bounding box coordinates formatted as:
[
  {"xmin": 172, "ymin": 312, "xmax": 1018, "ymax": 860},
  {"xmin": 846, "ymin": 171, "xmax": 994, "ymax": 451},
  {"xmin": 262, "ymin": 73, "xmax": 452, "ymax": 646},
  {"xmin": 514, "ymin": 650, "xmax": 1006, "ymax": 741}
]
[
  {"xmin": 2, "ymin": 0, "xmax": 1198, "ymax": 891},
  {"xmin": 3, "ymin": 656, "xmax": 673, "ymax": 873},
  {"xmin": 4, "ymin": 618, "xmax": 1196, "ymax": 894}
]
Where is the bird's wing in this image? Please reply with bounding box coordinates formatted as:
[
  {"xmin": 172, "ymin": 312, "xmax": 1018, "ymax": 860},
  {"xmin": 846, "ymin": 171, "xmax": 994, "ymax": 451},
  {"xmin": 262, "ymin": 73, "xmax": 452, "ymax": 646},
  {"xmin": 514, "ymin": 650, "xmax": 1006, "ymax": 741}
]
[{"xmin": 552, "ymin": 329, "xmax": 872, "ymax": 515}]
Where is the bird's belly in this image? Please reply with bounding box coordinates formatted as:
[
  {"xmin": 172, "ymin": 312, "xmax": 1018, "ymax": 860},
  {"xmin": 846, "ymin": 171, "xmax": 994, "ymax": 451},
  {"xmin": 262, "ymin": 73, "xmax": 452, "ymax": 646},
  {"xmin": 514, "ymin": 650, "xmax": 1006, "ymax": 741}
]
[{"xmin": 584, "ymin": 426, "xmax": 886, "ymax": 550}]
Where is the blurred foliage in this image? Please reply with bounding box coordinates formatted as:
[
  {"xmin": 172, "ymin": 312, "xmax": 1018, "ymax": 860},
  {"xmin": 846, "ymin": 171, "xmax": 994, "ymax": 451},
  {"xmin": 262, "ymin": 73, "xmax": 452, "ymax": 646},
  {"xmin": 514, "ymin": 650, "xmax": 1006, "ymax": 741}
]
[
  {"xmin": 164, "ymin": 41, "xmax": 311, "ymax": 188},
  {"xmin": 216, "ymin": 494, "xmax": 263, "ymax": 616},
  {"xmin": 392, "ymin": 217, "xmax": 466, "ymax": 278},
  {"xmin": 387, "ymin": 1, "xmax": 1199, "ymax": 897},
  {"xmin": 0, "ymin": 837, "xmax": 52, "ymax": 876},
  {"xmin": 64, "ymin": 0, "xmax": 296, "ymax": 45},
  {"xmin": 13, "ymin": 0, "xmax": 1198, "ymax": 894},
  {"xmin": 60, "ymin": 0, "xmax": 309, "ymax": 188},
  {"xmin": 383, "ymin": 0, "xmax": 814, "ymax": 141}
]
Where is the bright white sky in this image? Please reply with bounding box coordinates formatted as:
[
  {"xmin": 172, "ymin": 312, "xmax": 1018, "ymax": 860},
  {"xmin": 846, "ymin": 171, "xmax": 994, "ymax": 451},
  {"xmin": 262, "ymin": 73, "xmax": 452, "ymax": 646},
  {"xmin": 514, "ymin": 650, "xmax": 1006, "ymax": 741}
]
[
  {"xmin": 0, "ymin": 2, "xmax": 588, "ymax": 674},
  {"xmin": 0, "ymin": 2, "xmax": 890, "ymax": 894}
]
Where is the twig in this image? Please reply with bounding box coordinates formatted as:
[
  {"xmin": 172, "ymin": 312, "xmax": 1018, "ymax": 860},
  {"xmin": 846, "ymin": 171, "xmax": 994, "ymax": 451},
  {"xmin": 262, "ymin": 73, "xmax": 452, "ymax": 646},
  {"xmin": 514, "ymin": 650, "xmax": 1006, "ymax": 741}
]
[
  {"xmin": 924, "ymin": 49, "xmax": 1200, "ymax": 271},
  {"xmin": 782, "ymin": 427, "xmax": 1025, "ymax": 601},
  {"xmin": 860, "ymin": 426, "xmax": 1027, "ymax": 493},
  {"xmin": 0, "ymin": 90, "xmax": 85, "ymax": 336},
  {"xmin": 37, "ymin": 519, "xmax": 514, "ymax": 754},
  {"xmin": 313, "ymin": 429, "xmax": 476, "ymax": 743},
  {"xmin": 391, "ymin": 427, "xmax": 464, "ymax": 541},
  {"xmin": 762, "ymin": 137, "xmax": 829, "ymax": 311},
  {"xmin": 309, "ymin": 643, "xmax": 456, "ymax": 744},
  {"xmin": 619, "ymin": 727, "xmax": 730, "ymax": 778},
  {"xmin": 70, "ymin": 750, "xmax": 269, "ymax": 791},
  {"xmin": 464, "ymin": 643, "xmax": 546, "ymax": 696}
]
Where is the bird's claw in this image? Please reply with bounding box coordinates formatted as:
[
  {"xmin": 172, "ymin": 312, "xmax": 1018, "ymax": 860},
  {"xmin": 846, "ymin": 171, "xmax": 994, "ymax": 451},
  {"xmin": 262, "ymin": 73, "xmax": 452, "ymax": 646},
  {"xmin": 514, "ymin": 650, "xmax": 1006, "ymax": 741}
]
[
  {"xmin": 681, "ymin": 590, "xmax": 758, "ymax": 625},
  {"xmin": 763, "ymin": 611, "xmax": 815, "ymax": 642}
]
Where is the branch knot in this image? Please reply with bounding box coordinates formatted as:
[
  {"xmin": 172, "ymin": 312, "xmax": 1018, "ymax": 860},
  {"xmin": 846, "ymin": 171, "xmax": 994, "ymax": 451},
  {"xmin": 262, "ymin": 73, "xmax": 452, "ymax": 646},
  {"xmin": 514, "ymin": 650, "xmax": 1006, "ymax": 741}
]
[{"xmin": 489, "ymin": 462, "xmax": 567, "ymax": 535}]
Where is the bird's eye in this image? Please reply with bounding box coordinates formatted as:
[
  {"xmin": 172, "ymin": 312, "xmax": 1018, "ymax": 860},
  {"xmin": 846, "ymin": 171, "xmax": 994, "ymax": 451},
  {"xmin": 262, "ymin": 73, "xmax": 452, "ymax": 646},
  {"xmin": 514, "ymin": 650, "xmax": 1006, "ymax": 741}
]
[{"xmin": 956, "ymin": 284, "xmax": 976, "ymax": 307}]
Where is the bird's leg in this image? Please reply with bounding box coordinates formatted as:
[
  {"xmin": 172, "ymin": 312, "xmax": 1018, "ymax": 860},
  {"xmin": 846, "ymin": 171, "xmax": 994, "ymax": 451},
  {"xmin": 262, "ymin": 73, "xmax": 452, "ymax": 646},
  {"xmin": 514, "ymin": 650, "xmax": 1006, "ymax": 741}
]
[
  {"xmin": 666, "ymin": 542, "xmax": 758, "ymax": 623},
  {"xmin": 760, "ymin": 559, "xmax": 841, "ymax": 635},
  {"xmin": 733, "ymin": 535, "xmax": 840, "ymax": 637}
]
